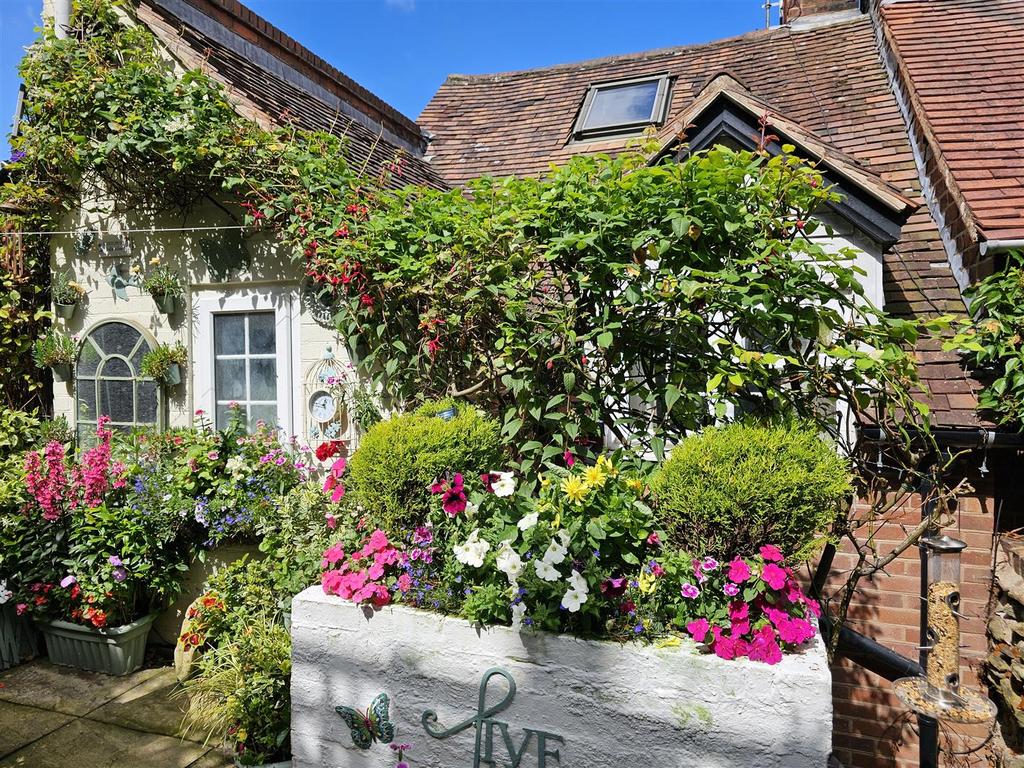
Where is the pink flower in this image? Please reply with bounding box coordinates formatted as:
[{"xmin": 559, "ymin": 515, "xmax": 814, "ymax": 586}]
[
  {"xmin": 748, "ymin": 625, "xmax": 783, "ymax": 665},
  {"xmin": 430, "ymin": 473, "xmax": 466, "ymax": 516},
  {"xmin": 686, "ymin": 618, "xmax": 710, "ymax": 643},
  {"xmin": 367, "ymin": 529, "xmax": 390, "ymax": 553},
  {"xmin": 680, "ymin": 582, "xmax": 700, "ymax": 599},
  {"xmin": 700, "ymin": 557, "xmax": 719, "ymax": 571},
  {"xmin": 723, "ymin": 582, "xmax": 739, "ymax": 597},
  {"xmin": 397, "ymin": 573, "xmax": 412, "ymax": 593},
  {"xmin": 646, "ymin": 532, "xmax": 661, "ymax": 547},
  {"xmin": 563, "ymin": 450, "xmax": 575, "ymax": 467},
  {"xmin": 759, "ymin": 544, "xmax": 784, "ymax": 563},
  {"xmin": 650, "ymin": 562, "xmax": 664, "ymax": 577},
  {"xmin": 710, "ymin": 626, "xmax": 738, "ymax": 660},
  {"xmin": 207, "ymin": 451, "xmax": 219, "ymax": 461},
  {"xmin": 727, "ymin": 557, "xmax": 751, "ymax": 583},
  {"xmin": 326, "ymin": 513, "xmax": 337, "ymax": 530},
  {"xmin": 15, "ymin": 603, "xmax": 27, "ymax": 616},
  {"xmin": 728, "ymin": 601, "xmax": 749, "ymax": 623},
  {"xmin": 322, "ymin": 544, "xmax": 346, "ymax": 567},
  {"xmin": 775, "ymin": 616, "xmax": 816, "ymax": 645},
  {"xmin": 761, "ymin": 563, "xmax": 787, "ymax": 591},
  {"xmin": 600, "ymin": 577, "xmax": 628, "ymax": 598}
]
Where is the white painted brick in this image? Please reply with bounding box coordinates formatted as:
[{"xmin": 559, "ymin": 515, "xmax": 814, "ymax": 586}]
[{"xmin": 290, "ymin": 586, "xmax": 832, "ymax": 768}]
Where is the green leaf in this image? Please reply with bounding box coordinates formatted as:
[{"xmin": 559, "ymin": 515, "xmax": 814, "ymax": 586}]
[
  {"xmin": 586, "ymin": 520, "xmax": 607, "ymax": 541},
  {"xmin": 597, "ymin": 331, "xmax": 613, "ymax": 349}
]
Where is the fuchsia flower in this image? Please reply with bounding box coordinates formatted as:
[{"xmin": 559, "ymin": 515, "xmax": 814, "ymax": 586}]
[
  {"xmin": 686, "ymin": 618, "xmax": 710, "ymax": 643},
  {"xmin": 563, "ymin": 450, "xmax": 575, "ymax": 468},
  {"xmin": 726, "ymin": 557, "xmax": 751, "ymax": 583},
  {"xmin": 747, "ymin": 624, "xmax": 783, "ymax": 665},
  {"xmin": 323, "ymin": 457, "xmax": 347, "ymax": 503},
  {"xmin": 15, "ymin": 604, "xmax": 27, "ymax": 616},
  {"xmin": 430, "ymin": 473, "xmax": 467, "ymax": 516},
  {"xmin": 759, "ymin": 544, "xmax": 784, "ymax": 563}
]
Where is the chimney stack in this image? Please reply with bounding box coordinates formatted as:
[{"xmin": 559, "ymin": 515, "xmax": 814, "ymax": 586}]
[{"xmin": 781, "ymin": 0, "xmax": 864, "ymax": 24}]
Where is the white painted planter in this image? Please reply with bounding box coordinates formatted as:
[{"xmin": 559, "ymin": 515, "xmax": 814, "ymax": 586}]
[{"xmin": 291, "ymin": 586, "xmax": 832, "ymax": 768}]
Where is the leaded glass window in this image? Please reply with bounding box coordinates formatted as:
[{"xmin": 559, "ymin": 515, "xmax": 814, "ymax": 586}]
[
  {"xmin": 213, "ymin": 312, "xmax": 279, "ymax": 430},
  {"xmin": 76, "ymin": 322, "xmax": 160, "ymax": 441}
]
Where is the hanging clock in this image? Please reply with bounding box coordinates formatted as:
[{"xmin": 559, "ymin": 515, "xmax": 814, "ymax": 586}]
[{"xmin": 309, "ymin": 390, "xmax": 338, "ymax": 423}]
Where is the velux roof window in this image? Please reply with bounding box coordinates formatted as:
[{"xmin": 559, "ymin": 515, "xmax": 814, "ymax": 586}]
[{"xmin": 573, "ymin": 75, "xmax": 671, "ymax": 140}]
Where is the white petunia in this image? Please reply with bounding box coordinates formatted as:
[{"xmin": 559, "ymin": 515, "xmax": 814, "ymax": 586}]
[
  {"xmin": 534, "ymin": 558, "xmax": 560, "ymax": 582},
  {"xmin": 492, "ymin": 471, "xmax": 517, "ymax": 498},
  {"xmin": 567, "ymin": 568, "xmax": 589, "ymax": 595},
  {"xmin": 517, "ymin": 511, "xmax": 539, "ymax": 531},
  {"xmin": 561, "ymin": 588, "xmax": 587, "ymax": 613},
  {"xmin": 464, "ymin": 501, "xmax": 479, "ymax": 519},
  {"xmin": 510, "ymin": 602, "xmax": 527, "ymax": 628},
  {"xmin": 453, "ymin": 529, "xmax": 491, "ymax": 569},
  {"xmin": 541, "ymin": 537, "xmax": 568, "ymax": 565},
  {"xmin": 495, "ymin": 540, "xmax": 524, "ymax": 583}
]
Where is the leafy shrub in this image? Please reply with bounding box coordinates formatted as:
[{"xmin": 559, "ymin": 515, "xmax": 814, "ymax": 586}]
[
  {"xmin": 346, "ymin": 400, "xmax": 504, "ymax": 535},
  {"xmin": 31, "ymin": 328, "xmax": 76, "ymax": 368},
  {"xmin": 651, "ymin": 421, "xmax": 851, "ymax": 560},
  {"xmin": 140, "ymin": 341, "xmax": 187, "ymax": 381}
]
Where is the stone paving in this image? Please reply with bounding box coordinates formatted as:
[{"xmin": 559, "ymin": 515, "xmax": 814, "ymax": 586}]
[{"xmin": 0, "ymin": 660, "xmax": 233, "ymax": 768}]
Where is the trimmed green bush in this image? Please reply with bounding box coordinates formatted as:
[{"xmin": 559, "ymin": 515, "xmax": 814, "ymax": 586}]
[
  {"xmin": 346, "ymin": 400, "xmax": 504, "ymax": 535},
  {"xmin": 651, "ymin": 421, "xmax": 852, "ymax": 560}
]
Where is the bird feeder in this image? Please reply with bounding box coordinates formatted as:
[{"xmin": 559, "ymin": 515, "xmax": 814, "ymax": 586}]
[{"xmin": 894, "ymin": 535, "xmax": 995, "ymax": 724}]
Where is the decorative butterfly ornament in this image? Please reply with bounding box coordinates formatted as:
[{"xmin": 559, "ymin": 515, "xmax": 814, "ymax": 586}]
[{"xmin": 335, "ymin": 692, "xmax": 395, "ymax": 749}]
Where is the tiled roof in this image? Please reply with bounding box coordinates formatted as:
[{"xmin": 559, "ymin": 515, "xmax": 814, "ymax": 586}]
[
  {"xmin": 881, "ymin": 0, "xmax": 1024, "ymax": 244},
  {"xmin": 420, "ymin": 15, "xmax": 986, "ymax": 427},
  {"xmin": 136, "ymin": 0, "xmax": 446, "ymax": 190}
]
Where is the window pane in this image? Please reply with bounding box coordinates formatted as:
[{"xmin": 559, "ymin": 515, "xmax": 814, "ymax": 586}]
[
  {"xmin": 99, "ymin": 379, "xmax": 134, "ymax": 423},
  {"xmin": 584, "ymin": 80, "xmax": 659, "ymax": 130},
  {"xmin": 77, "ymin": 380, "xmax": 97, "ymax": 421},
  {"xmin": 249, "ymin": 403, "xmax": 277, "ymax": 429},
  {"xmin": 214, "ymin": 315, "xmax": 245, "ymax": 355},
  {"xmin": 215, "ymin": 359, "xmax": 246, "ymax": 400},
  {"xmin": 130, "ymin": 340, "xmax": 148, "ymax": 372},
  {"xmin": 78, "ymin": 340, "xmax": 102, "ymax": 376},
  {"xmin": 101, "ymin": 358, "xmax": 133, "ymax": 379},
  {"xmin": 137, "ymin": 381, "xmax": 159, "ymax": 424},
  {"xmin": 92, "ymin": 322, "xmax": 142, "ymax": 358},
  {"xmin": 248, "ymin": 313, "xmax": 276, "ymax": 354},
  {"xmin": 250, "ymin": 358, "xmax": 277, "ymax": 400},
  {"xmin": 215, "ymin": 403, "xmax": 239, "ymax": 430}
]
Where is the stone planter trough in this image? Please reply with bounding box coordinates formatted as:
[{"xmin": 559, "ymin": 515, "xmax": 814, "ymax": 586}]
[
  {"xmin": 290, "ymin": 586, "xmax": 832, "ymax": 768},
  {"xmin": 0, "ymin": 602, "xmax": 38, "ymax": 671},
  {"xmin": 39, "ymin": 612, "xmax": 156, "ymax": 676}
]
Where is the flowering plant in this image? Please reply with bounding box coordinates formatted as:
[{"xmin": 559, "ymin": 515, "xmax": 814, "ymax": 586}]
[
  {"xmin": 31, "ymin": 328, "xmax": 76, "ymax": 369},
  {"xmin": 320, "ymin": 528, "xmax": 414, "ymax": 608},
  {"xmin": 51, "ymin": 271, "xmax": 87, "ymax": 306},
  {"xmin": 141, "ymin": 258, "xmax": 183, "ymax": 298}
]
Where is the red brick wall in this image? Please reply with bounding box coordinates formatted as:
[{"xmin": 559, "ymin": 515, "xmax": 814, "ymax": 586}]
[{"xmin": 825, "ymin": 478, "xmax": 997, "ymax": 767}]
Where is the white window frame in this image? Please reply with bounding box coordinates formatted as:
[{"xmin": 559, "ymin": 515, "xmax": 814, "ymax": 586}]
[{"xmin": 193, "ymin": 288, "xmax": 301, "ymax": 437}]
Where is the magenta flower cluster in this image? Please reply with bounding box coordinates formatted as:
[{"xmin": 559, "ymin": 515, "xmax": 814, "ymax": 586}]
[{"xmin": 321, "ymin": 529, "xmax": 412, "ymax": 608}]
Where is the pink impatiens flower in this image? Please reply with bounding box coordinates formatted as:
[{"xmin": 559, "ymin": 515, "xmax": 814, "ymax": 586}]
[
  {"xmin": 322, "ymin": 457, "xmax": 347, "ymax": 503},
  {"xmin": 759, "ymin": 544, "xmax": 784, "ymax": 563},
  {"xmin": 761, "ymin": 563, "xmax": 788, "ymax": 591},
  {"xmin": 726, "ymin": 557, "xmax": 751, "ymax": 583},
  {"xmin": 686, "ymin": 618, "xmax": 710, "ymax": 643}
]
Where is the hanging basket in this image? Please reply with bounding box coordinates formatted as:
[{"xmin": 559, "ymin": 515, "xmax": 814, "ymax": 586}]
[
  {"xmin": 153, "ymin": 292, "xmax": 177, "ymax": 315},
  {"xmin": 51, "ymin": 363, "xmax": 71, "ymax": 383},
  {"xmin": 55, "ymin": 302, "xmax": 77, "ymax": 320},
  {"xmin": 163, "ymin": 362, "xmax": 182, "ymax": 387}
]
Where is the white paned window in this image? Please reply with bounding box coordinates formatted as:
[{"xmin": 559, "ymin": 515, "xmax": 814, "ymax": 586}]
[
  {"xmin": 194, "ymin": 290, "xmax": 299, "ymax": 436},
  {"xmin": 573, "ymin": 75, "xmax": 670, "ymax": 140}
]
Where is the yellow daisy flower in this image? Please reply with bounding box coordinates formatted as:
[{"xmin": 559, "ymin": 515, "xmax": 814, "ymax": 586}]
[
  {"xmin": 583, "ymin": 464, "xmax": 607, "ymax": 489},
  {"xmin": 561, "ymin": 475, "xmax": 589, "ymax": 505},
  {"xmin": 625, "ymin": 477, "xmax": 644, "ymax": 493}
]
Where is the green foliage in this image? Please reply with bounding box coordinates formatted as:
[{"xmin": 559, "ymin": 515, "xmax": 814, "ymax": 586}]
[
  {"xmin": 51, "ymin": 271, "xmax": 86, "ymax": 305},
  {"xmin": 140, "ymin": 341, "xmax": 187, "ymax": 380},
  {"xmin": 347, "ymin": 400, "xmax": 504, "ymax": 535},
  {"xmin": 946, "ymin": 250, "xmax": 1024, "ymax": 426},
  {"xmin": 31, "ymin": 328, "xmax": 76, "ymax": 368},
  {"xmin": 140, "ymin": 262, "xmax": 183, "ymax": 299},
  {"xmin": 651, "ymin": 421, "xmax": 852, "ymax": 560},
  {"xmin": 181, "ymin": 612, "xmax": 292, "ymax": 765}
]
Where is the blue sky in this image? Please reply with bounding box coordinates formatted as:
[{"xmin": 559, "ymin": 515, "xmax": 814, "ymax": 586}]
[{"xmin": 1, "ymin": 0, "xmax": 764, "ymax": 156}]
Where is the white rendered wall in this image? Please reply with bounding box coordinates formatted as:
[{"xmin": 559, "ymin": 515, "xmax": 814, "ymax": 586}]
[{"xmin": 291, "ymin": 586, "xmax": 833, "ymax": 768}]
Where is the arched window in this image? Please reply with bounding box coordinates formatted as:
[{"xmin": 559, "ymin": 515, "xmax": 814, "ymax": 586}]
[{"xmin": 76, "ymin": 321, "xmax": 160, "ymax": 441}]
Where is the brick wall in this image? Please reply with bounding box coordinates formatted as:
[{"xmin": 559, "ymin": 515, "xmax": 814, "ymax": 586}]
[
  {"xmin": 826, "ymin": 473, "xmax": 998, "ymax": 767},
  {"xmin": 782, "ymin": 0, "xmax": 861, "ymax": 23}
]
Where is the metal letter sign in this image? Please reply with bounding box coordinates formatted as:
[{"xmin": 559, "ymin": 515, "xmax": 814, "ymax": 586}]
[{"xmin": 421, "ymin": 667, "xmax": 565, "ymax": 767}]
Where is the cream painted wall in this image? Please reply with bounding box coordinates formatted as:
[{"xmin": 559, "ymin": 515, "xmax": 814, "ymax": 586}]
[{"xmin": 51, "ymin": 197, "xmax": 350, "ymax": 446}]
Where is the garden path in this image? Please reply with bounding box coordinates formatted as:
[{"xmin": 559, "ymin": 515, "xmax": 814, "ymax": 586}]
[{"xmin": 0, "ymin": 660, "xmax": 232, "ymax": 768}]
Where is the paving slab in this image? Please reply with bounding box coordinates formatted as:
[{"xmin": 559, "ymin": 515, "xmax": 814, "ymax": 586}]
[
  {"xmin": 86, "ymin": 668, "xmax": 200, "ymax": 741},
  {"xmin": 185, "ymin": 748, "xmax": 234, "ymax": 768},
  {"xmin": 0, "ymin": 718, "xmax": 210, "ymax": 768},
  {"xmin": 0, "ymin": 661, "xmax": 163, "ymax": 716},
  {"xmin": 0, "ymin": 701, "xmax": 74, "ymax": 758}
]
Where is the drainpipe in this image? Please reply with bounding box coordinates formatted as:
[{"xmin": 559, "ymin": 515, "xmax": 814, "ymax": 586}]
[{"xmin": 980, "ymin": 240, "xmax": 1024, "ymax": 258}]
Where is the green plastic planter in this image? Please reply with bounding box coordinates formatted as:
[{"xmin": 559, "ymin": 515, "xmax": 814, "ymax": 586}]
[
  {"xmin": 39, "ymin": 612, "xmax": 157, "ymax": 676},
  {"xmin": 51, "ymin": 363, "xmax": 71, "ymax": 383},
  {"xmin": 164, "ymin": 362, "xmax": 182, "ymax": 387},
  {"xmin": 0, "ymin": 602, "xmax": 38, "ymax": 671},
  {"xmin": 153, "ymin": 292, "xmax": 177, "ymax": 315},
  {"xmin": 55, "ymin": 302, "xmax": 77, "ymax": 320}
]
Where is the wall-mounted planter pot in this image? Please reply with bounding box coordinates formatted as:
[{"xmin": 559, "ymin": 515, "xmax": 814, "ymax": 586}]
[
  {"xmin": 290, "ymin": 587, "xmax": 832, "ymax": 768},
  {"xmin": 55, "ymin": 302, "xmax": 77, "ymax": 320},
  {"xmin": 163, "ymin": 363, "xmax": 182, "ymax": 387},
  {"xmin": 39, "ymin": 612, "xmax": 157, "ymax": 676},
  {"xmin": 51, "ymin": 363, "xmax": 72, "ymax": 383},
  {"xmin": 0, "ymin": 602, "xmax": 39, "ymax": 671},
  {"xmin": 153, "ymin": 293, "xmax": 177, "ymax": 315}
]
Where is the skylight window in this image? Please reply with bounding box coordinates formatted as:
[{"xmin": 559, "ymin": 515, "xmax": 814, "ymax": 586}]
[{"xmin": 573, "ymin": 75, "xmax": 671, "ymax": 139}]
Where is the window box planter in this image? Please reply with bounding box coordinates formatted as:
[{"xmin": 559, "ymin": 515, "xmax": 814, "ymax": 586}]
[
  {"xmin": 290, "ymin": 586, "xmax": 832, "ymax": 768},
  {"xmin": 153, "ymin": 292, "xmax": 177, "ymax": 315},
  {"xmin": 0, "ymin": 603, "xmax": 38, "ymax": 671},
  {"xmin": 39, "ymin": 612, "xmax": 157, "ymax": 676},
  {"xmin": 55, "ymin": 302, "xmax": 77, "ymax": 320}
]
